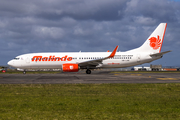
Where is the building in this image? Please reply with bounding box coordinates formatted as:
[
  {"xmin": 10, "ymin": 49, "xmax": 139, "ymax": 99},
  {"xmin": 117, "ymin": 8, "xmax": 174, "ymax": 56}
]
[{"xmin": 150, "ymin": 64, "xmax": 162, "ymax": 71}]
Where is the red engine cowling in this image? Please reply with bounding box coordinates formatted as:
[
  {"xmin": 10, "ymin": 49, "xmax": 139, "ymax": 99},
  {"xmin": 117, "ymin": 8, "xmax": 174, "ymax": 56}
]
[{"xmin": 62, "ymin": 63, "xmax": 79, "ymax": 72}]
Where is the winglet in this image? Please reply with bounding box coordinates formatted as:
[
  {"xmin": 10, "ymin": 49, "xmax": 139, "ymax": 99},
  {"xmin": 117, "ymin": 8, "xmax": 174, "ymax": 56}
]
[{"xmin": 108, "ymin": 46, "xmax": 119, "ymax": 58}]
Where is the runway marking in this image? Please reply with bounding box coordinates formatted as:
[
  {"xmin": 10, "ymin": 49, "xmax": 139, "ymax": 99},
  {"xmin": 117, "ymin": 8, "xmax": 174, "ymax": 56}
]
[
  {"xmin": 114, "ymin": 74, "xmax": 119, "ymax": 76},
  {"xmin": 114, "ymin": 74, "xmax": 142, "ymax": 76},
  {"xmin": 131, "ymin": 74, "xmax": 142, "ymax": 76},
  {"xmin": 157, "ymin": 78, "xmax": 179, "ymax": 80}
]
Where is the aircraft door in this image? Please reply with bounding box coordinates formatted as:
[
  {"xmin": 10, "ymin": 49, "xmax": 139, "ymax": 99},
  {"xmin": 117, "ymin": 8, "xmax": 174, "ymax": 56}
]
[
  {"xmin": 137, "ymin": 54, "xmax": 141, "ymax": 62},
  {"xmin": 26, "ymin": 56, "xmax": 30, "ymax": 63}
]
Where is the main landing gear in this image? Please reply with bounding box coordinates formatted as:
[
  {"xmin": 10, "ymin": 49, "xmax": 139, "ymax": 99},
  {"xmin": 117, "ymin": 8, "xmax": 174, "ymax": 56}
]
[{"xmin": 86, "ymin": 69, "xmax": 91, "ymax": 74}]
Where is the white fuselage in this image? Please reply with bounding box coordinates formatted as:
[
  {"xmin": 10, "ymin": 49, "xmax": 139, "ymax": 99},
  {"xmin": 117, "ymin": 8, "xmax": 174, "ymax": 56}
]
[{"xmin": 7, "ymin": 51, "xmax": 160, "ymax": 69}]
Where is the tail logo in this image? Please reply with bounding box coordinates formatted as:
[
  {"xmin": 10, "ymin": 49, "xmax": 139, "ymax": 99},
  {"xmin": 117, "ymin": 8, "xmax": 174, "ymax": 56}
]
[{"xmin": 149, "ymin": 35, "xmax": 162, "ymax": 50}]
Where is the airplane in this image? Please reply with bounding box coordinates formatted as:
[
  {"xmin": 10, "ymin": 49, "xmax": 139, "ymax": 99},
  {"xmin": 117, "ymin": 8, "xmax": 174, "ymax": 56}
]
[{"xmin": 7, "ymin": 23, "xmax": 171, "ymax": 74}]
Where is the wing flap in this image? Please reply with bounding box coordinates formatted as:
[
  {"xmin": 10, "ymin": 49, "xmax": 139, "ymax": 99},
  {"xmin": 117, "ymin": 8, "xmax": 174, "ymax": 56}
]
[{"xmin": 79, "ymin": 59, "xmax": 102, "ymax": 66}]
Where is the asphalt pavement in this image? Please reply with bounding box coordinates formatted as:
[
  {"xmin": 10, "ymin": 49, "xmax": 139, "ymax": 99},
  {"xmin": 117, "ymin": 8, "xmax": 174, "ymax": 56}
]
[{"xmin": 0, "ymin": 71, "xmax": 180, "ymax": 84}]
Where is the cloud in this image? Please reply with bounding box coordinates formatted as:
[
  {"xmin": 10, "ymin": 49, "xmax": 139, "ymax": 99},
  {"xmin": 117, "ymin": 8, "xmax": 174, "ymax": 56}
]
[
  {"xmin": 34, "ymin": 26, "xmax": 64, "ymax": 39},
  {"xmin": 33, "ymin": 0, "xmax": 127, "ymax": 21},
  {"xmin": 0, "ymin": 0, "xmax": 180, "ymax": 66},
  {"xmin": 125, "ymin": 0, "xmax": 179, "ymax": 23}
]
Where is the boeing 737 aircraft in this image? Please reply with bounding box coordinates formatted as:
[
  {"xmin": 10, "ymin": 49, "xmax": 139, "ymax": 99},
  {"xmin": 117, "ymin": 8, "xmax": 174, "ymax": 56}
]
[{"xmin": 8, "ymin": 23, "xmax": 171, "ymax": 74}]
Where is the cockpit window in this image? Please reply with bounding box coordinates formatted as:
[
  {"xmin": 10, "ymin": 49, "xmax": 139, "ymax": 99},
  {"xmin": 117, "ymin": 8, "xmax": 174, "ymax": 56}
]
[{"xmin": 13, "ymin": 57, "xmax": 20, "ymax": 60}]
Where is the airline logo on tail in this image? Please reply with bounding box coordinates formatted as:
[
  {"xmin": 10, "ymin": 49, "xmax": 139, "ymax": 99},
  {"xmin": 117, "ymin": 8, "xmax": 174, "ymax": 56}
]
[{"xmin": 149, "ymin": 35, "xmax": 162, "ymax": 50}]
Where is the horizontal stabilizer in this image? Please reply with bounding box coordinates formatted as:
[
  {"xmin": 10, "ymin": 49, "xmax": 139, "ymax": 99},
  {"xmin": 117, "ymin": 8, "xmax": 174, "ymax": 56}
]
[{"xmin": 150, "ymin": 50, "xmax": 171, "ymax": 57}]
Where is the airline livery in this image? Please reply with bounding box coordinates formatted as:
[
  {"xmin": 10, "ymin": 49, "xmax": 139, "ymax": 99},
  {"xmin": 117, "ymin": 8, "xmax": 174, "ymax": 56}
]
[{"xmin": 8, "ymin": 23, "xmax": 171, "ymax": 74}]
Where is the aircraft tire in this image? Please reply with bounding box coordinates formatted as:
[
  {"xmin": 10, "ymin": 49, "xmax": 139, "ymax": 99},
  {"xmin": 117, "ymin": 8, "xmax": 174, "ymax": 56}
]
[{"xmin": 86, "ymin": 69, "xmax": 91, "ymax": 74}]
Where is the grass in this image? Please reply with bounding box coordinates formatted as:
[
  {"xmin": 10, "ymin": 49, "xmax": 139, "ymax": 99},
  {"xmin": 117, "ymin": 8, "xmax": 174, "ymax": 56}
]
[{"xmin": 0, "ymin": 84, "xmax": 180, "ymax": 119}]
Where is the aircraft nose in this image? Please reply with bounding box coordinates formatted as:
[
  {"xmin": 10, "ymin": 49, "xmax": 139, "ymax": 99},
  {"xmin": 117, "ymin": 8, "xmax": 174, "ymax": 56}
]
[{"xmin": 7, "ymin": 60, "xmax": 14, "ymax": 66}]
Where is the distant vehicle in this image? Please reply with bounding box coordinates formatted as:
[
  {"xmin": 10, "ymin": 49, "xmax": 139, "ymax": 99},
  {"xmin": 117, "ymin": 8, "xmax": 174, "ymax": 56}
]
[
  {"xmin": 8, "ymin": 23, "xmax": 170, "ymax": 74},
  {"xmin": 138, "ymin": 68, "xmax": 147, "ymax": 71},
  {"xmin": 134, "ymin": 67, "xmax": 151, "ymax": 71},
  {"xmin": 0, "ymin": 67, "xmax": 6, "ymax": 73}
]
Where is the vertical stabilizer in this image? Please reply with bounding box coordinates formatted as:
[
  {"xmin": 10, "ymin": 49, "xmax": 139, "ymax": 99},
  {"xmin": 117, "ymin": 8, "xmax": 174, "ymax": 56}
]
[{"xmin": 130, "ymin": 23, "xmax": 167, "ymax": 54}]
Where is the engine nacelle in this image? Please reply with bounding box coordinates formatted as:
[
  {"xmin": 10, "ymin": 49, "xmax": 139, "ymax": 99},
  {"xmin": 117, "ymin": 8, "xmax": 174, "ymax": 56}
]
[{"xmin": 62, "ymin": 63, "xmax": 79, "ymax": 72}]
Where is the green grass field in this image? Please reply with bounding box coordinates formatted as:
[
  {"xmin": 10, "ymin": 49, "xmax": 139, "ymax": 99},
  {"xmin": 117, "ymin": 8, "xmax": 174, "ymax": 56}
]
[{"xmin": 0, "ymin": 84, "xmax": 180, "ymax": 119}]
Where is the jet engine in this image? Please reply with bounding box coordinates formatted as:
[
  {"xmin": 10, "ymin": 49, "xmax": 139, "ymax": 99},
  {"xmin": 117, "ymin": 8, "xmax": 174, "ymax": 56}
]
[{"xmin": 62, "ymin": 63, "xmax": 79, "ymax": 72}]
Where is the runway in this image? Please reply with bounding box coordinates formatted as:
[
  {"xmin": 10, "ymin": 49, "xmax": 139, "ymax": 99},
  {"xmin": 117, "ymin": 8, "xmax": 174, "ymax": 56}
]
[{"xmin": 1, "ymin": 71, "xmax": 180, "ymax": 84}]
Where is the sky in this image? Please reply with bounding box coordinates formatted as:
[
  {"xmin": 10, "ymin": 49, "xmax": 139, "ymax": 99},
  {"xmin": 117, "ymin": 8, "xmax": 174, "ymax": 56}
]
[{"xmin": 0, "ymin": 0, "xmax": 180, "ymax": 66}]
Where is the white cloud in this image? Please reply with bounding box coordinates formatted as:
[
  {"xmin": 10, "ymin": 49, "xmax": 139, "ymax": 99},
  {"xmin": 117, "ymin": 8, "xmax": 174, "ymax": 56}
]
[
  {"xmin": 0, "ymin": 0, "xmax": 180, "ymax": 66},
  {"xmin": 34, "ymin": 26, "xmax": 64, "ymax": 39},
  {"xmin": 133, "ymin": 16, "xmax": 157, "ymax": 25}
]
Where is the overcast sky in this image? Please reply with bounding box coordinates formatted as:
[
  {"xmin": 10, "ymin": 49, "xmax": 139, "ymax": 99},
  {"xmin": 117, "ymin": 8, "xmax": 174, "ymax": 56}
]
[{"xmin": 0, "ymin": 0, "xmax": 180, "ymax": 66}]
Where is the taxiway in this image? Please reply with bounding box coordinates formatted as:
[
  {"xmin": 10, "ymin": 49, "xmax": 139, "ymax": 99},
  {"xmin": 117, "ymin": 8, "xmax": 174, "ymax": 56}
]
[{"xmin": 0, "ymin": 71, "xmax": 180, "ymax": 84}]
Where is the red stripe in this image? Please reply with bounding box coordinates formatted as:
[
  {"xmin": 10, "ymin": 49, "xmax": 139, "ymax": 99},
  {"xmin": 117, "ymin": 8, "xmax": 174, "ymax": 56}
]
[{"xmin": 159, "ymin": 23, "xmax": 167, "ymax": 53}]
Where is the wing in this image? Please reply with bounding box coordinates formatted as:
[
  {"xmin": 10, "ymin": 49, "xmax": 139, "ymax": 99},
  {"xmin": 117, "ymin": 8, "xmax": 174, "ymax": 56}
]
[
  {"xmin": 78, "ymin": 46, "xmax": 119, "ymax": 68},
  {"xmin": 150, "ymin": 50, "xmax": 171, "ymax": 57}
]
